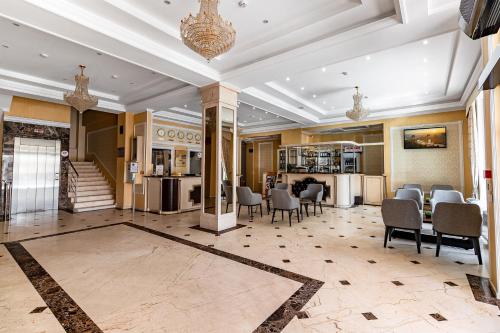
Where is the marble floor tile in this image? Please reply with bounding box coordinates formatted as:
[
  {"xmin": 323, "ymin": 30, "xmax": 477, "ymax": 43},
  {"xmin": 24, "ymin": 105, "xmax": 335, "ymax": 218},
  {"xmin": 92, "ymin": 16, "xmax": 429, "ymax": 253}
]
[{"xmin": 0, "ymin": 205, "xmax": 499, "ymax": 333}]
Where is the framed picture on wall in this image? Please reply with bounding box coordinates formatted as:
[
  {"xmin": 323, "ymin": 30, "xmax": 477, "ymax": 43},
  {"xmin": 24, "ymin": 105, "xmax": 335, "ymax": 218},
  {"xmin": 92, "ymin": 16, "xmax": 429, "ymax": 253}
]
[
  {"xmin": 403, "ymin": 127, "xmax": 447, "ymax": 149},
  {"xmin": 175, "ymin": 150, "xmax": 187, "ymax": 167}
]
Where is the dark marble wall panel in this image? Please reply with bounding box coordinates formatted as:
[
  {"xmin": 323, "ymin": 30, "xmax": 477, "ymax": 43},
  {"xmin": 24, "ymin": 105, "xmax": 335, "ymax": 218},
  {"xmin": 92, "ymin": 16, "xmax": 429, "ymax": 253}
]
[{"xmin": 1, "ymin": 121, "xmax": 71, "ymax": 211}]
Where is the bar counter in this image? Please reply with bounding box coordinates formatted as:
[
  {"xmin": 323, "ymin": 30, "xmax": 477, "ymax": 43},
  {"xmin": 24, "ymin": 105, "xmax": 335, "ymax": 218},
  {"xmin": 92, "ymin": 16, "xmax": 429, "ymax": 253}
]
[{"xmin": 282, "ymin": 173, "xmax": 385, "ymax": 207}]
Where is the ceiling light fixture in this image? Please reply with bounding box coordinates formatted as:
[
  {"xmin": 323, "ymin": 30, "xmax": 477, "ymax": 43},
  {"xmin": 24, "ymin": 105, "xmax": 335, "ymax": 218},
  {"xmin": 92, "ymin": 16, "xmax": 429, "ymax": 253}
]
[
  {"xmin": 300, "ymin": 86, "xmax": 305, "ymax": 91},
  {"xmin": 346, "ymin": 86, "xmax": 369, "ymax": 122},
  {"xmin": 423, "ymin": 39, "xmax": 429, "ymax": 45},
  {"xmin": 313, "ymin": 94, "xmax": 317, "ymax": 98},
  {"xmin": 180, "ymin": 0, "xmax": 236, "ymax": 61},
  {"xmin": 111, "ymin": 74, "xmax": 119, "ymax": 79},
  {"xmin": 238, "ymin": 0, "xmax": 248, "ymax": 8},
  {"xmin": 365, "ymin": 55, "xmax": 371, "ymax": 60},
  {"xmin": 286, "ymin": 77, "xmax": 291, "ymax": 81},
  {"xmin": 39, "ymin": 53, "xmax": 49, "ymax": 58},
  {"xmin": 423, "ymin": 57, "xmax": 428, "ymax": 63},
  {"xmin": 322, "ymin": 67, "xmax": 326, "ymax": 72},
  {"xmin": 64, "ymin": 65, "xmax": 98, "ymax": 113}
]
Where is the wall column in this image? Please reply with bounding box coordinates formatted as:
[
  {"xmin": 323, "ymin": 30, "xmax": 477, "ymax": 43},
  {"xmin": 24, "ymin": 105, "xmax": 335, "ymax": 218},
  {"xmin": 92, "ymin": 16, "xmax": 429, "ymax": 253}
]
[
  {"xmin": 115, "ymin": 112, "xmax": 135, "ymax": 209},
  {"xmin": 200, "ymin": 83, "xmax": 239, "ymax": 232}
]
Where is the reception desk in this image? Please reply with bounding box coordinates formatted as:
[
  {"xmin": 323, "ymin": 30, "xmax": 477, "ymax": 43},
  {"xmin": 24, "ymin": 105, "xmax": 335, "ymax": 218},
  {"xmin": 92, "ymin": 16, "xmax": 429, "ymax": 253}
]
[
  {"xmin": 145, "ymin": 176, "xmax": 201, "ymax": 214},
  {"xmin": 282, "ymin": 173, "xmax": 385, "ymax": 207}
]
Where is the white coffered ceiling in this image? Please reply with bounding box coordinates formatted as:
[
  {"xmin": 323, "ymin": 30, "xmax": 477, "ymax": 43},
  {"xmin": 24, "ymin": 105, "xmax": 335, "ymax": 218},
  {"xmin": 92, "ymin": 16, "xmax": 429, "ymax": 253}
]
[{"xmin": 0, "ymin": 0, "xmax": 482, "ymax": 133}]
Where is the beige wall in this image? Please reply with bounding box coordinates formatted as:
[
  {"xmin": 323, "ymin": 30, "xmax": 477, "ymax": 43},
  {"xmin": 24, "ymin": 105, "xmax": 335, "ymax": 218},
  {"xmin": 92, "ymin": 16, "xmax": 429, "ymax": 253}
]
[
  {"xmin": 87, "ymin": 126, "xmax": 117, "ymax": 181},
  {"xmin": 8, "ymin": 96, "xmax": 71, "ymax": 123},
  {"xmin": 244, "ymin": 138, "xmax": 281, "ymax": 193}
]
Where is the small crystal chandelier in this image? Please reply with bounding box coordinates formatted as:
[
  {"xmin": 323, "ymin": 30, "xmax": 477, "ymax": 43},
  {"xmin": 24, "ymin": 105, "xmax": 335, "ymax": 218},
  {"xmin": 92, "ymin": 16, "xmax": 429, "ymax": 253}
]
[
  {"xmin": 180, "ymin": 0, "xmax": 236, "ymax": 61},
  {"xmin": 64, "ymin": 65, "xmax": 98, "ymax": 113},
  {"xmin": 346, "ymin": 86, "xmax": 369, "ymax": 121}
]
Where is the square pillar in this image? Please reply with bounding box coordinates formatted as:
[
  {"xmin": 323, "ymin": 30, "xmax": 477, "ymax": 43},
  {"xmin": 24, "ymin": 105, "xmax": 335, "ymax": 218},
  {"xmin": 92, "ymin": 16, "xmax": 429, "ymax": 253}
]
[{"xmin": 200, "ymin": 83, "xmax": 239, "ymax": 232}]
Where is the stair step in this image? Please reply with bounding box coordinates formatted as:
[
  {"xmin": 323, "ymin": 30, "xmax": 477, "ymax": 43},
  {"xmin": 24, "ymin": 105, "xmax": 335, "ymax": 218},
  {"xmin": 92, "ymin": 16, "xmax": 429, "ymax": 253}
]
[
  {"xmin": 77, "ymin": 176, "xmax": 105, "ymax": 181},
  {"xmin": 73, "ymin": 199, "xmax": 115, "ymax": 209},
  {"xmin": 73, "ymin": 204, "xmax": 116, "ymax": 213},
  {"xmin": 77, "ymin": 180, "xmax": 108, "ymax": 186},
  {"xmin": 76, "ymin": 185, "xmax": 111, "ymax": 191},
  {"xmin": 69, "ymin": 189, "xmax": 113, "ymax": 198},
  {"xmin": 72, "ymin": 194, "xmax": 114, "ymax": 203}
]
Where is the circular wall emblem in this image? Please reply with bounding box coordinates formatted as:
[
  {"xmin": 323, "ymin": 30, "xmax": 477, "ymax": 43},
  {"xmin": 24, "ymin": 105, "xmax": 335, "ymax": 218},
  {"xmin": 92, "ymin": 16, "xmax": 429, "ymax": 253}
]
[
  {"xmin": 195, "ymin": 134, "xmax": 201, "ymax": 141},
  {"xmin": 167, "ymin": 130, "xmax": 176, "ymax": 138},
  {"xmin": 157, "ymin": 128, "xmax": 166, "ymax": 137},
  {"xmin": 61, "ymin": 150, "xmax": 69, "ymax": 157},
  {"xmin": 186, "ymin": 132, "xmax": 194, "ymax": 140},
  {"xmin": 177, "ymin": 131, "xmax": 185, "ymax": 139}
]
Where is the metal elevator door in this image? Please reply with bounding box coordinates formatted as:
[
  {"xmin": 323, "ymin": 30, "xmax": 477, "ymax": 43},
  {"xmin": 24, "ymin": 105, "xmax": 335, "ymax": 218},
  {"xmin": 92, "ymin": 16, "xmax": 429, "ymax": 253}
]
[{"xmin": 12, "ymin": 138, "xmax": 61, "ymax": 214}]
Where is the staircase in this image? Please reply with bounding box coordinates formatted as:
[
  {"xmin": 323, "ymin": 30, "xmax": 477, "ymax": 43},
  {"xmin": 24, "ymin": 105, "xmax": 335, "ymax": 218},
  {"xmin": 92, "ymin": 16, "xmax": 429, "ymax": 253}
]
[{"xmin": 68, "ymin": 161, "xmax": 116, "ymax": 213}]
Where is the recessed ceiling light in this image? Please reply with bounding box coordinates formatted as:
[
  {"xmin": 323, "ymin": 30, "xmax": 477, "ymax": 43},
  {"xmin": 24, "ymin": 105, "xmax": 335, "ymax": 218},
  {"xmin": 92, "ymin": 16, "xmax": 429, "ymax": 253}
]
[
  {"xmin": 423, "ymin": 39, "xmax": 429, "ymax": 45},
  {"xmin": 259, "ymin": 118, "xmax": 263, "ymax": 121},
  {"xmin": 184, "ymin": 104, "xmax": 188, "ymax": 108},
  {"xmin": 423, "ymin": 57, "xmax": 428, "ymax": 63},
  {"xmin": 322, "ymin": 101, "xmax": 326, "ymax": 105},
  {"xmin": 252, "ymin": 106, "xmax": 256, "ymax": 110},
  {"xmin": 313, "ymin": 94, "xmax": 317, "ymax": 98},
  {"xmin": 365, "ymin": 55, "xmax": 371, "ymax": 61},
  {"xmin": 243, "ymin": 120, "xmax": 247, "ymax": 123},
  {"xmin": 300, "ymin": 87, "xmax": 305, "ymax": 91},
  {"xmin": 111, "ymin": 74, "xmax": 119, "ymax": 79},
  {"xmin": 321, "ymin": 67, "xmax": 326, "ymax": 72},
  {"xmin": 263, "ymin": 19, "xmax": 269, "ymax": 24},
  {"xmin": 265, "ymin": 111, "xmax": 269, "ymax": 114},
  {"xmin": 286, "ymin": 77, "xmax": 291, "ymax": 81},
  {"xmin": 39, "ymin": 53, "xmax": 49, "ymax": 58}
]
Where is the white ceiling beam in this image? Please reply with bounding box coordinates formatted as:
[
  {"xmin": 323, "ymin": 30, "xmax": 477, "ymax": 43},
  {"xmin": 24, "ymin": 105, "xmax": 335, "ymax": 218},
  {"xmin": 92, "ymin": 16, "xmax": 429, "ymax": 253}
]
[{"xmin": 126, "ymin": 85, "xmax": 200, "ymax": 112}]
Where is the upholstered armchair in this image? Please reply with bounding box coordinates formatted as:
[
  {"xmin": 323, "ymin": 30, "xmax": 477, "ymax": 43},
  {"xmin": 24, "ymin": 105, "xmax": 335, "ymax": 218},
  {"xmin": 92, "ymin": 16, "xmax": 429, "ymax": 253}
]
[
  {"xmin": 274, "ymin": 183, "xmax": 288, "ymax": 190},
  {"xmin": 381, "ymin": 199, "xmax": 423, "ymax": 253},
  {"xmin": 403, "ymin": 184, "xmax": 424, "ymax": 196},
  {"xmin": 222, "ymin": 183, "xmax": 233, "ymax": 213},
  {"xmin": 430, "ymin": 190, "xmax": 464, "ymax": 213},
  {"xmin": 433, "ymin": 202, "xmax": 483, "ymax": 264},
  {"xmin": 299, "ymin": 184, "xmax": 324, "ymax": 215},
  {"xmin": 271, "ymin": 189, "xmax": 300, "ymax": 226},
  {"xmin": 395, "ymin": 189, "xmax": 423, "ymax": 211},
  {"xmin": 430, "ymin": 184, "xmax": 454, "ymax": 198},
  {"xmin": 236, "ymin": 186, "xmax": 263, "ymax": 218}
]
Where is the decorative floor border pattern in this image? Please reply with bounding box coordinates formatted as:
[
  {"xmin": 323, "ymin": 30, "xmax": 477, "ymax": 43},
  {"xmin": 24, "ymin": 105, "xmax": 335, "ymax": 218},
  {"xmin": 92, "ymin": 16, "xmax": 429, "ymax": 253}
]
[
  {"xmin": 466, "ymin": 274, "xmax": 500, "ymax": 309},
  {"xmin": 4, "ymin": 222, "xmax": 324, "ymax": 333},
  {"xmin": 189, "ymin": 223, "xmax": 247, "ymax": 235}
]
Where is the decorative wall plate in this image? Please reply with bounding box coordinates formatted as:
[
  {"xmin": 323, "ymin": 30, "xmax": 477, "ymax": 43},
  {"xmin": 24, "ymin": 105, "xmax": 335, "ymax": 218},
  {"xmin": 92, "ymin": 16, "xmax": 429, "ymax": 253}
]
[
  {"xmin": 167, "ymin": 129, "xmax": 176, "ymax": 138},
  {"xmin": 157, "ymin": 128, "xmax": 166, "ymax": 137},
  {"xmin": 177, "ymin": 131, "xmax": 185, "ymax": 139},
  {"xmin": 187, "ymin": 132, "xmax": 194, "ymax": 140},
  {"xmin": 195, "ymin": 134, "xmax": 201, "ymax": 141}
]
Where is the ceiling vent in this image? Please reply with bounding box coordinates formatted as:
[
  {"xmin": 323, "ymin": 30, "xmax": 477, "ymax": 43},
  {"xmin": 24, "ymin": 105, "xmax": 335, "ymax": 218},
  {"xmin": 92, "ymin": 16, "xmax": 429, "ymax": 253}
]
[{"xmin": 459, "ymin": 0, "xmax": 500, "ymax": 40}]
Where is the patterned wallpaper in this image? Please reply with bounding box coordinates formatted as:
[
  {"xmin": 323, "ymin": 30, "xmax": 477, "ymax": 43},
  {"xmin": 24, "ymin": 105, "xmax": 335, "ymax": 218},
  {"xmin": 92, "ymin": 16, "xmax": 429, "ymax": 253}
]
[{"xmin": 390, "ymin": 122, "xmax": 463, "ymax": 193}]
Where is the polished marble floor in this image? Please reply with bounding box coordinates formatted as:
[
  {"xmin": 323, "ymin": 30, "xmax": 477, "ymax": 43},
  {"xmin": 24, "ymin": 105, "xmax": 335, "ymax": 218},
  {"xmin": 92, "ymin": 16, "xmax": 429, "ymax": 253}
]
[{"xmin": 1, "ymin": 206, "xmax": 499, "ymax": 333}]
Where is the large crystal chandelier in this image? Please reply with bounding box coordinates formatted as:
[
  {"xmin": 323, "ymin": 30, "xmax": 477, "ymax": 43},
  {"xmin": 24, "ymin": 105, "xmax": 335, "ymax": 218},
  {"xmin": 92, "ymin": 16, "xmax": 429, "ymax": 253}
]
[
  {"xmin": 64, "ymin": 65, "xmax": 98, "ymax": 113},
  {"xmin": 346, "ymin": 86, "xmax": 369, "ymax": 121},
  {"xmin": 180, "ymin": 0, "xmax": 236, "ymax": 61}
]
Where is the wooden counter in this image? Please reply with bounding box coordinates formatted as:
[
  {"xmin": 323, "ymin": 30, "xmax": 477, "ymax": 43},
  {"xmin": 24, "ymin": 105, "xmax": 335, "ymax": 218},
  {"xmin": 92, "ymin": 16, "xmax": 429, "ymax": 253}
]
[{"xmin": 144, "ymin": 176, "xmax": 201, "ymax": 214}]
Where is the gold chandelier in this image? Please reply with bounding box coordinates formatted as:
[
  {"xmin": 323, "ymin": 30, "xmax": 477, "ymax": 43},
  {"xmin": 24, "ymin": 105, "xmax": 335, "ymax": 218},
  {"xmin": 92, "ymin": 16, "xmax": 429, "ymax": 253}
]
[
  {"xmin": 180, "ymin": 0, "xmax": 236, "ymax": 61},
  {"xmin": 64, "ymin": 65, "xmax": 98, "ymax": 113},
  {"xmin": 346, "ymin": 86, "xmax": 369, "ymax": 121}
]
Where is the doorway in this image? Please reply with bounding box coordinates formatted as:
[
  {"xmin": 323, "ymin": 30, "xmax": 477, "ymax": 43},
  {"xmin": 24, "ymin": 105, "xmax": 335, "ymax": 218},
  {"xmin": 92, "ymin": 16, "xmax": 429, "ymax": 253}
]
[{"xmin": 11, "ymin": 138, "xmax": 61, "ymax": 214}]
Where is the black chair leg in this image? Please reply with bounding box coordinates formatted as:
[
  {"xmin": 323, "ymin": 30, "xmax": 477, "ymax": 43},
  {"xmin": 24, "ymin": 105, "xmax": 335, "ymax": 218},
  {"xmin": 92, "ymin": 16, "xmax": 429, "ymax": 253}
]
[
  {"xmin": 389, "ymin": 228, "xmax": 392, "ymax": 241},
  {"xmin": 436, "ymin": 232, "xmax": 442, "ymax": 257},
  {"xmin": 472, "ymin": 237, "xmax": 482, "ymax": 265},
  {"xmin": 260, "ymin": 204, "xmax": 263, "ymax": 217},
  {"xmin": 384, "ymin": 226, "xmax": 390, "ymax": 248},
  {"xmin": 282, "ymin": 210, "xmax": 284, "ymax": 221},
  {"xmin": 319, "ymin": 202, "xmax": 323, "ymax": 214},
  {"xmin": 238, "ymin": 204, "xmax": 241, "ymax": 217},
  {"xmin": 271, "ymin": 209, "xmax": 276, "ymax": 224},
  {"xmin": 288, "ymin": 210, "xmax": 292, "ymax": 227},
  {"xmin": 415, "ymin": 229, "xmax": 421, "ymax": 254},
  {"xmin": 314, "ymin": 202, "xmax": 316, "ymax": 216},
  {"xmin": 305, "ymin": 204, "xmax": 309, "ymax": 217},
  {"xmin": 296, "ymin": 208, "xmax": 300, "ymax": 223},
  {"xmin": 226, "ymin": 202, "xmax": 229, "ymax": 213}
]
